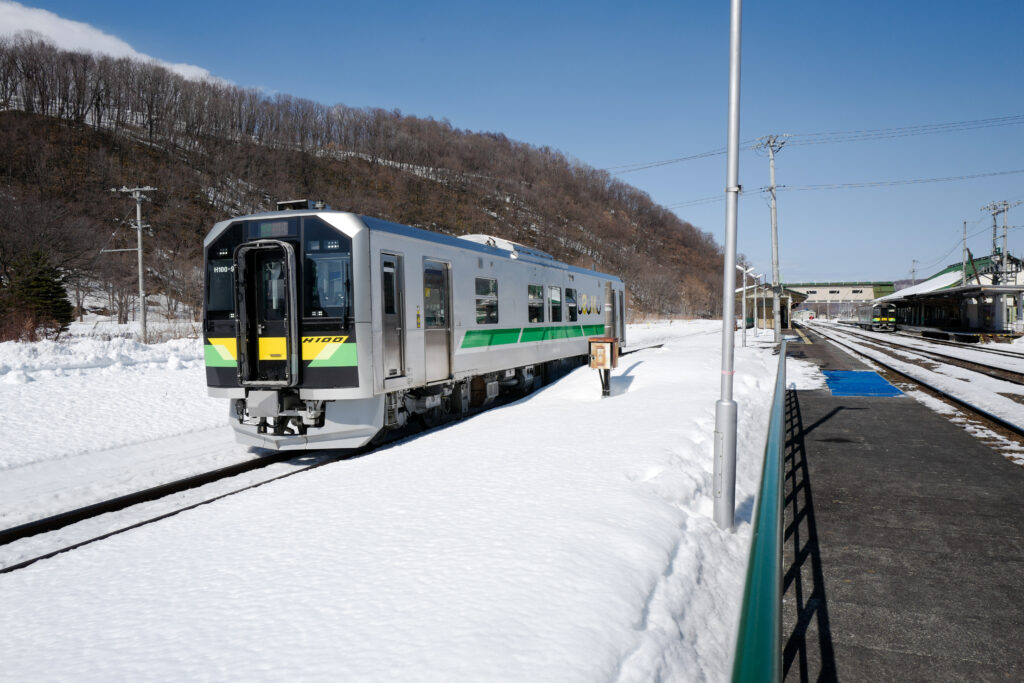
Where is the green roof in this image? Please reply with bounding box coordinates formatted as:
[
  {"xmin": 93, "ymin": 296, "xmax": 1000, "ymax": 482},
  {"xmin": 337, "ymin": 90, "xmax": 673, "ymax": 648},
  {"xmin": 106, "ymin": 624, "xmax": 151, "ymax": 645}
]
[
  {"xmin": 927, "ymin": 254, "xmax": 1021, "ymax": 280},
  {"xmin": 783, "ymin": 281, "xmax": 894, "ymax": 287}
]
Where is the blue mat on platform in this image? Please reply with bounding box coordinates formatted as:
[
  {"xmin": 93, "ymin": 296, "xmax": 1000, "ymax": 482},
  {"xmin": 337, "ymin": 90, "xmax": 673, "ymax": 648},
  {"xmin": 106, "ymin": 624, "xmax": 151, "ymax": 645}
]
[{"xmin": 822, "ymin": 371, "xmax": 903, "ymax": 397}]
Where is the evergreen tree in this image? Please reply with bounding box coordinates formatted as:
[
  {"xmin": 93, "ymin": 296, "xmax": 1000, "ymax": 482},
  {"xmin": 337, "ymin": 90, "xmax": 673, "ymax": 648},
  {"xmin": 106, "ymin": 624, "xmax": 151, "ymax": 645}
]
[{"xmin": 5, "ymin": 250, "xmax": 74, "ymax": 339}]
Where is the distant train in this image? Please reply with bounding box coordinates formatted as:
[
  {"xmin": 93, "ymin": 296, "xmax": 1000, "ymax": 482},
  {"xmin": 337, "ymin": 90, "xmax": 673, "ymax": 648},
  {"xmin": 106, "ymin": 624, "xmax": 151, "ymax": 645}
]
[
  {"xmin": 203, "ymin": 201, "xmax": 627, "ymax": 450},
  {"xmin": 856, "ymin": 302, "xmax": 897, "ymax": 332}
]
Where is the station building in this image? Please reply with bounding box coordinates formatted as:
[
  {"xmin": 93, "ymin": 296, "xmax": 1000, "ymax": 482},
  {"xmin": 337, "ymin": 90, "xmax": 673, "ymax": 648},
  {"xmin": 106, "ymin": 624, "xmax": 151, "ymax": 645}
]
[{"xmin": 784, "ymin": 282, "xmax": 895, "ymax": 320}]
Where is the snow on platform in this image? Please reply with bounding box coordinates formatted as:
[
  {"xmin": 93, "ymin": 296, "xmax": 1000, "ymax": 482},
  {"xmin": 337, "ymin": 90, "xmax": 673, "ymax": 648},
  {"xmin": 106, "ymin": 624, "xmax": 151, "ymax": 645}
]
[{"xmin": 0, "ymin": 321, "xmax": 821, "ymax": 682}]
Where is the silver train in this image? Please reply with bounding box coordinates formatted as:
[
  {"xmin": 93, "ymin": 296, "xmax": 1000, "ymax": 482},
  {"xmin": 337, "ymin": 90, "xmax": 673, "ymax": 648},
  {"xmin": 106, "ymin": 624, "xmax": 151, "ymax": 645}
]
[
  {"xmin": 856, "ymin": 302, "xmax": 897, "ymax": 332},
  {"xmin": 203, "ymin": 201, "xmax": 627, "ymax": 450}
]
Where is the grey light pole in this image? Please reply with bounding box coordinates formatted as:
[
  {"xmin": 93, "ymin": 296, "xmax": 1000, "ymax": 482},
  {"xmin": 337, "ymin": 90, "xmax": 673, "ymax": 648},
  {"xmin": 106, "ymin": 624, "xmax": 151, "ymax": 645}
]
[
  {"xmin": 737, "ymin": 265, "xmax": 754, "ymax": 347},
  {"xmin": 713, "ymin": 0, "xmax": 743, "ymax": 530}
]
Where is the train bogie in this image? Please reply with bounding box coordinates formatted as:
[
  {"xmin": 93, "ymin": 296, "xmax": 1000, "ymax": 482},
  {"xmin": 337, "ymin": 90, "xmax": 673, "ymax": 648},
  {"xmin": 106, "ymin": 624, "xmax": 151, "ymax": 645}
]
[{"xmin": 203, "ymin": 206, "xmax": 626, "ymax": 450}]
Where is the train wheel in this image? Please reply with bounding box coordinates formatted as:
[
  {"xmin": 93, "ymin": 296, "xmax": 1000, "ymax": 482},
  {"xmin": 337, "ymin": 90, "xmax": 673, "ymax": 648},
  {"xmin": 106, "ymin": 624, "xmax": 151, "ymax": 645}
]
[{"xmin": 420, "ymin": 406, "xmax": 444, "ymax": 428}]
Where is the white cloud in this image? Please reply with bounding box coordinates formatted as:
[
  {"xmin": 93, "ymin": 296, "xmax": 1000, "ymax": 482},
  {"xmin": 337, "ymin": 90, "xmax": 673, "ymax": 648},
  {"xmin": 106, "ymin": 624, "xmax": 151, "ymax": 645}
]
[{"xmin": 0, "ymin": 1, "xmax": 227, "ymax": 83}]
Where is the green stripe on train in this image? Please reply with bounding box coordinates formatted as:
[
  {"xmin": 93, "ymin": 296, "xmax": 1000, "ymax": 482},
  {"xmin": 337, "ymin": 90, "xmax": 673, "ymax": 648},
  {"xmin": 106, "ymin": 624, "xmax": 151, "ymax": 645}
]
[
  {"xmin": 520, "ymin": 325, "xmax": 586, "ymax": 342},
  {"xmin": 308, "ymin": 342, "xmax": 358, "ymax": 368},
  {"xmin": 461, "ymin": 328, "xmax": 523, "ymax": 348},
  {"xmin": 460, "ymin": 323, "xmax": 607, "ymax": 348},
  {"xmin": 204, "ymin": 344, "xmax": 237, "ymax": 367}
]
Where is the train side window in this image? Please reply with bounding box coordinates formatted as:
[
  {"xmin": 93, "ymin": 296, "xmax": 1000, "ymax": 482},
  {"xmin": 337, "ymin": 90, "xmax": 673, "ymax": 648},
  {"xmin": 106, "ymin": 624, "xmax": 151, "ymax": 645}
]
[
  {"xmin": 549, "ymin": 286, "xmax": 562, "ymax": 323},
  {"xmin": 475, "ymin": 277, "xmax": 498, "ymax": 324},
  {"xmin": 528, "ymin": 284, "xmax": 544, "ymax": 323},
  {"xmin": 566, "ymin": 288, "xmax": 578, "ymax": 322}
]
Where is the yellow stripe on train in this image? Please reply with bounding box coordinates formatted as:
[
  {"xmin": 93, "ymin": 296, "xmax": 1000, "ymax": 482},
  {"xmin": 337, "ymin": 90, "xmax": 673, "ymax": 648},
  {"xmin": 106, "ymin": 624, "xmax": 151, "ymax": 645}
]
[
  {"xmin": 255, "ymin": 336, "xmax": 351, "ymax": 361},
  {"xmin": 208, "ymin": 337, "xmax": 237, "ymax": 361},
  {"xmin": 258, "ymin": 337, "xmax": 287, "ymax": 360}
]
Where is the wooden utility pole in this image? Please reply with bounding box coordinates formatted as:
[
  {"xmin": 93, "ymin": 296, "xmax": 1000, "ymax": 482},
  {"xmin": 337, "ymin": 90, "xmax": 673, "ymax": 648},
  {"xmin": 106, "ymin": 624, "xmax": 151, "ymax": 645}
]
[
  {"xmin": 110, "ymin": 186, "xmax": 157, "ymax": 343},
  {"xmin": 755, "ymin": 135, "xmax": 789, "ymax": 343}
]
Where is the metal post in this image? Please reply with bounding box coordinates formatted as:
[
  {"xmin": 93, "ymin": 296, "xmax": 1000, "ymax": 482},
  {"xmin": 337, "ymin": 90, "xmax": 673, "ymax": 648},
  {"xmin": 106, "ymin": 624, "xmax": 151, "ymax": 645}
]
[
  {"xmin": 737, "ymin": 265, "xmax": 752, "ymax": 347},
  {"xmin": 1003, "ymin": 207, "xmax": 1009, "ymax": 281},
  {"xmin": 753, "ymin": 276, "xmax": 759, "ymax": 335},
  {"xmin": 768, "ymin": 144, "xmax": 782, "ymax": 343},
  {"xmin": 754, "ymin": 275, "xmax": 762, "ymax": 332},
  {"xmin": 714, "ymin": 0, "xmax": 743, "ymax": 530},
  {"xmin": 962, "ymin": 220, "xmax": 967, "ymax": 287}
]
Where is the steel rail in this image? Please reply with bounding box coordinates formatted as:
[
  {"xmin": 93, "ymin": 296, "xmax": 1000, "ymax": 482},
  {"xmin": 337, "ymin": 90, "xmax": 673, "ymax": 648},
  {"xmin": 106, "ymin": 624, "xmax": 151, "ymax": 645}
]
[
  {"xmin": 807, "ymin": 325, "xmax": 1024, "ymax": 438},
  {"xmin": 832, "ymin": 327, "xmax": 1024, "ymax": 386},
  {"xmin": 0, "ymin": 451, "xmax": 295, "ymax": 547},
  {"xmin": 893, "ymin": 332, "xmax": 1024, "ymax": 359},
  {"xmin": 1, "ymin": 355, "xmax": 612, "ymax": 573},
  {"xmin": 0, "ymin": 448, "xmax": 365, "ymax": 574}
]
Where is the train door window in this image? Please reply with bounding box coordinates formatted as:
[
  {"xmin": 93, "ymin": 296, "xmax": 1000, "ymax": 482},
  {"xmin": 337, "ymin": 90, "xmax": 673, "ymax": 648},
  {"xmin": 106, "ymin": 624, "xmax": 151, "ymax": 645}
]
[
  {"xmin": 383, "ymin": 267, "xmax": 397, "ymax": 315},
  {"xmin": 549, "ymin": 286, "xmax": 562, "ymax": 323},
  {"xmin": 566, "ymin": 288, "xmax": 578, "ymax": 322},
  {"xmin": 475, "ymin": 277, "xmax": 499, "ymax": 324},
  {"xmin": 261, "ymin": 259, "xmax": 286, "ymax": 321},
  {"xmin": 528, "ymin": 284, "xmax": 544, "ymax": 322},
  {"xmin": 424, "ymin": 261, "xmax": 447, "ymax": 328}
]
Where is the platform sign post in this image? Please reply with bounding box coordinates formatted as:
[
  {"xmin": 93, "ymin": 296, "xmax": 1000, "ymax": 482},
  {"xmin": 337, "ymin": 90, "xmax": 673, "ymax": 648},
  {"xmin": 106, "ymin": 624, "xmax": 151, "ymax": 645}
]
[
  {"xmin": 714, "ymin": 0, "xmax": 743, "ymax": 530},
  {"xmin": 589, "ymin": 337, "xmax": 619, "ymax": 397}
]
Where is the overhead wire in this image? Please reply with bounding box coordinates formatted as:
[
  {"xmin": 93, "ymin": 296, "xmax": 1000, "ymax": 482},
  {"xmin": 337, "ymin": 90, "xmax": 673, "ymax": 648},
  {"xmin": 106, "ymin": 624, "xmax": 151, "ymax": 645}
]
[
  {"xmin": 776, "ymin": 168, "xmax": 1024, "ymax": 192},
  {"xmin": 604, "ymin": 114, "xmax": 1024, "ymax": 175}
]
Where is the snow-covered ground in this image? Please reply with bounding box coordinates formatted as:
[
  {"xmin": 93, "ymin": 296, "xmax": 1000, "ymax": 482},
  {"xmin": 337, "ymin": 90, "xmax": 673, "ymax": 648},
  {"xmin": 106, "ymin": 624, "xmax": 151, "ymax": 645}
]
[{"xmin": 0, "ymin": 320, "xmax": 821, "ymax": 682}]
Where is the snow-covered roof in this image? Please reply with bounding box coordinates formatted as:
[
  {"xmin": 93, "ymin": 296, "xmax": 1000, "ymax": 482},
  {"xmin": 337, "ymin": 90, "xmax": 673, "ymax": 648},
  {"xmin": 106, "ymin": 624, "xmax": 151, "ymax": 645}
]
[{"xmin": 879, "ymin": 270, "xmax": 963, "ymax": 300}]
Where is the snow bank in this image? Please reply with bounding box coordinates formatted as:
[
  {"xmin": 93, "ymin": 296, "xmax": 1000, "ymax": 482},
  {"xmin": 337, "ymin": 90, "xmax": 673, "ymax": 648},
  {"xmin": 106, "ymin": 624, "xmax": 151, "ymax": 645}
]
[
  {"xmin": 0, "ymin": 337, "xmax": 220, "ymax": 470},
  {"xmin": 0, "ymin": 320, "xmax": 817, "ymax": 682}
]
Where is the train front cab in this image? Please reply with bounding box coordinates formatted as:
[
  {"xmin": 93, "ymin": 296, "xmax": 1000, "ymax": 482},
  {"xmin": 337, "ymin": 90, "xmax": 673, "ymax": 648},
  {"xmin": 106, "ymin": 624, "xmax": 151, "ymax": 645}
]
[
  {"xmin": 872, "ymin": 303, "xmax": 896, "ymax": 332},
  {"xmin": 204, "ymin": 212, "xmax": 382, "ymax": 450}
]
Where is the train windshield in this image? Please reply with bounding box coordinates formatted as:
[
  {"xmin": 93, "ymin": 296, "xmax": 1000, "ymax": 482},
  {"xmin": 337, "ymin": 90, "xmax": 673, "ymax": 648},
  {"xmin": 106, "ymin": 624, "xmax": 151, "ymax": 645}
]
[
  {"xmin": 302, "ymin": 218, "xmax": 353, "ymax": 323},
  {"xmin": 205, "ymin": 223, "xmax": 243, "ymax": 318}
]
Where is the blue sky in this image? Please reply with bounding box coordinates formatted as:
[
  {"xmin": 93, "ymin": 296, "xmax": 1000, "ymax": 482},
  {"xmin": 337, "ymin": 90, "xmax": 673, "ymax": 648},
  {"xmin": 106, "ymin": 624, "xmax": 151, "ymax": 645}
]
[{"xmin": 4, "ymin": 0, "xmax": 1024, "ymax": 283}]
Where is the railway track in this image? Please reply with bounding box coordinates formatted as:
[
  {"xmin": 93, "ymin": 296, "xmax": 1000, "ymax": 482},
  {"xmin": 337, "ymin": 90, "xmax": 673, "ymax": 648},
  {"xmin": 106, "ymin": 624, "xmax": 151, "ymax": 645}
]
[
  {"xmin": 0, "ymin": 447, "xmax": 367, "ymax": 575},
  {"xmin": 799, "ymin": 323, "xmax": 1024, "ymax": 438},
  {"xmin": 893, "ymin": 331, "xmax": 1024, "ymax": 359},
  {"xmin": 827, "ymin": 325, "xmax": 1024, "ymax": 386},
  {"xmin": 2, "ymin": 346, "xmax": 665, "ymax": 575}
]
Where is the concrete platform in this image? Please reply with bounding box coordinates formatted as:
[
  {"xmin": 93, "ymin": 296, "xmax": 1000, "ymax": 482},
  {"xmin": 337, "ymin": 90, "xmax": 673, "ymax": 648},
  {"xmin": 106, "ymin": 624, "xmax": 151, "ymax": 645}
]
[{"xmin": 782, "ymin": 327, "xmax": 1024, "ymax": 681}]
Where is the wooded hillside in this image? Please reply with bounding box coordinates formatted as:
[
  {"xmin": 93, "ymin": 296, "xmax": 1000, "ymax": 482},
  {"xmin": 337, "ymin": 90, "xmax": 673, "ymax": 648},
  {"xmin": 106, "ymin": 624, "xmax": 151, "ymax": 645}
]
[{"xmin": 0, "ymin": 34, "xmax": 728, "ymax": 338}]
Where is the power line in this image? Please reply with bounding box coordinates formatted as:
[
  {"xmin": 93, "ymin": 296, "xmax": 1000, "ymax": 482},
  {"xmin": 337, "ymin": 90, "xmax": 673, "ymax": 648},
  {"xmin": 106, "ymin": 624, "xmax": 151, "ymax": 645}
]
[
  {"xmin": 603, "ymin": 113, "xmax": 1024, "ymax": 175},
  {"xmin": 783, "ymin": 114, "xmax": 1024, "ymax": 147},
  {"xmin": 778, "ymin": 167, "xmax": 1024, "ymax": 192}
]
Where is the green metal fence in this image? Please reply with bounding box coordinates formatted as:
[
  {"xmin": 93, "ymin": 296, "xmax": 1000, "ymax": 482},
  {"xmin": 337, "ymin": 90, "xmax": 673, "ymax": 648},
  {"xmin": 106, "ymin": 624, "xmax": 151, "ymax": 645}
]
[{"xmin": 731, "ymin": 340, "xmax": 787, "ymax": 682}]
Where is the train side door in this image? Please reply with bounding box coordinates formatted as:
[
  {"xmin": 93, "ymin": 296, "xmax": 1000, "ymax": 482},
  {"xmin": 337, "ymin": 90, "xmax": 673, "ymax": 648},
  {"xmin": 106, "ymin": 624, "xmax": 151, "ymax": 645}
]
[
  {"xmin": 235, "ymin": 240, "xmax": 299, "ymax": 386},
  {"xmin": 381, "ymin": 253, "xmax": 405, "ymax": 378},
  {"xmin": 422, "ymin": 259, "xmax": 452, "ymax": 383}
]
